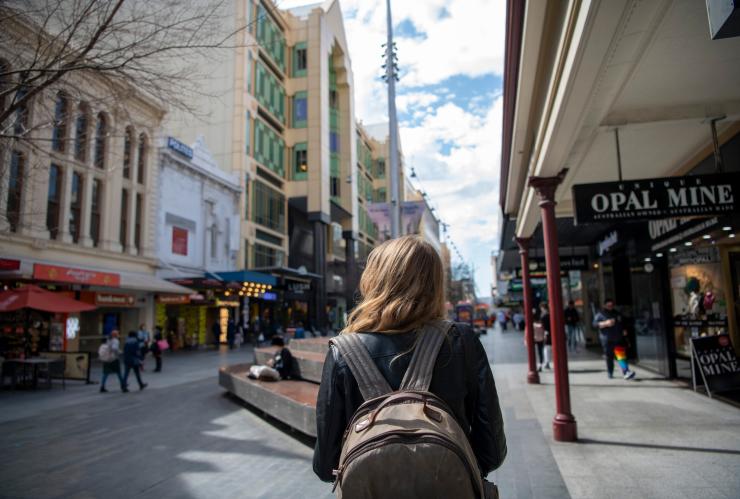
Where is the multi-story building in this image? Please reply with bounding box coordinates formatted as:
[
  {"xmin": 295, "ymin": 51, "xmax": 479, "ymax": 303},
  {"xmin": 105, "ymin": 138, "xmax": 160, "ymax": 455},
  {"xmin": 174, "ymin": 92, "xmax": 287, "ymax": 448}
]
[
  {"xmin": 0, "ymin": 14, "xmax": 190, "ymax": 357},
  {"xmin": 165, "ymin": 0, "xmax": 362, "ymax": 331}
]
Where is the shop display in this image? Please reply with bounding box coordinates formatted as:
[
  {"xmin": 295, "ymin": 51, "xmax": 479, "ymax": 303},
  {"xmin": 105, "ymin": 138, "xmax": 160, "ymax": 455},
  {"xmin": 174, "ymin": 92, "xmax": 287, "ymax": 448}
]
[{"xmin": 670, "ymin": 249, "xmax": 728, "ymax": 357}]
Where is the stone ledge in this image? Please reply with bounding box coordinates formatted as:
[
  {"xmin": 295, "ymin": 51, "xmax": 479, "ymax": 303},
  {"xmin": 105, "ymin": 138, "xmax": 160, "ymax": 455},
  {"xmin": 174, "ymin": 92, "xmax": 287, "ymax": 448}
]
[{"xmin": 218, "ymin": 363, "xmax": 318, "ymax": 438}]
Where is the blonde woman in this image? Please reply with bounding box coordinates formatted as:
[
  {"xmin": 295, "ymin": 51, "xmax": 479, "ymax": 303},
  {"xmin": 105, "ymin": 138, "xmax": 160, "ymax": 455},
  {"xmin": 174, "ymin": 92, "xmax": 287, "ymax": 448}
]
[{"xmin": 313, "ymin": 235, "xmax": 506, "ymax": 489}]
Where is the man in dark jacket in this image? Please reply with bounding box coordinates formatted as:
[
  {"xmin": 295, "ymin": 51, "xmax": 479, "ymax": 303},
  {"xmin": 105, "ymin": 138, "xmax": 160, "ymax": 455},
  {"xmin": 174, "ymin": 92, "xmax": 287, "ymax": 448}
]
[
  {"xmin": 313, "ymin": 323, "xmax": 506, "ymax": 482},
  {"xmin": 122, "ymin": 331, "xmax": 147, "ymax": 391},
  {"xmin": 593, "ymin": 299, "xmax": 635, "ymax": 380}
]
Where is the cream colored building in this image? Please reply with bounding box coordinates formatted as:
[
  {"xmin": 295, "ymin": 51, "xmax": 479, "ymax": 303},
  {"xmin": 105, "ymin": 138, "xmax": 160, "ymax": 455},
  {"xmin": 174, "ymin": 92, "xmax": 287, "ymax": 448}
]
[
  {"xmin": 0, "ymin": 14, "xmax": 189, "ymax": 353},
  {"xmin": 165, "ymin": 0, "xmax": 371, "ymax": 329}
]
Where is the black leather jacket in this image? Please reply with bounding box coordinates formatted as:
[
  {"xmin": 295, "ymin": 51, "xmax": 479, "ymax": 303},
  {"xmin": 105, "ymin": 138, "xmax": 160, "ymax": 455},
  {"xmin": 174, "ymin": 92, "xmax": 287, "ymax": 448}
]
[{"xmin": 312, "ymin": 323, "xmax": 507, "ymax": 482}]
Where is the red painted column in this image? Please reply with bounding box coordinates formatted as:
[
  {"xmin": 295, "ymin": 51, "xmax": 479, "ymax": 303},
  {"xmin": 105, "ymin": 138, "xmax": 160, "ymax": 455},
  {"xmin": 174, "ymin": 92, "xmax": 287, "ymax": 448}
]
[
  {"xmin": 529, "ymin": 174, "xmax": 577, "ymax": 442},
  {"xmin": 515, "ymin": 237, "xmax": 539, "ymax": 384}
]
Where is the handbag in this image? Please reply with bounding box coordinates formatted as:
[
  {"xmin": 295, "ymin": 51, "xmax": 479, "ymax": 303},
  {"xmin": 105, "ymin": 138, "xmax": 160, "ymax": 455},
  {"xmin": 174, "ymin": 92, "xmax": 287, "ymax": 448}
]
[{"xmin": 157, "ymin": 339, "xmax": 169, "ymax": 351}]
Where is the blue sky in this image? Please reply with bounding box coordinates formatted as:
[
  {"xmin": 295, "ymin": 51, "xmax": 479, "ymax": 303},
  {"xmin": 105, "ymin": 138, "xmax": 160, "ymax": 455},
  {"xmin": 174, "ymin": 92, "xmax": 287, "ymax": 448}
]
[{"xmin": 281, "ymin": 0, "xmax": 506, "ymax": 298}]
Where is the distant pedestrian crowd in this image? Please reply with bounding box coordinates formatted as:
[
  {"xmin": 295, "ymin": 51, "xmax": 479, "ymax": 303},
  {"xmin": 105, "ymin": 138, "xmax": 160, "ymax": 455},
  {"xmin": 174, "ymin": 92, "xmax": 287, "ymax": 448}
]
[{"xmin": 97, "ymin": 324, "xmax": 168, "ymax": 393}]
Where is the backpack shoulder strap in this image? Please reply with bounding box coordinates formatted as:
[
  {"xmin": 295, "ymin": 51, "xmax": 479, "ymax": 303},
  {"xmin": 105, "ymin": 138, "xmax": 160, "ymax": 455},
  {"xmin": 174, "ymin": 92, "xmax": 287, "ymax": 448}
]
[
  {"xmin": 330, "ymin": 333, "xmax": 393, "ymax": 401},
  {"xmin": 399, "ymin": 320, "xmax": 454, "ymax": 392}
]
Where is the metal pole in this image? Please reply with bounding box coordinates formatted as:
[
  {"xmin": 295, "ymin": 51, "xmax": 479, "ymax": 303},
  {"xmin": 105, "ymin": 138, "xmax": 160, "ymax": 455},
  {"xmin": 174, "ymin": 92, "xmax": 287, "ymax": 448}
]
[
  {"xmin": 516, "ymin": 237, "xmax": 540, "ymax": 384},
  {"xmin": 614, "ymin": 128, "xmax": 623, "ymax": 182},
  {"xmin": 386, "ymin": 0, "xmax": 400, "ymax": 238}
]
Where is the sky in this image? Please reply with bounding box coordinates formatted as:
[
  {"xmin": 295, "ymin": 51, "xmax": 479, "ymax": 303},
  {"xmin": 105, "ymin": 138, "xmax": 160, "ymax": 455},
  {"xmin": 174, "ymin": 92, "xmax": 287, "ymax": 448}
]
[{"xmin": 279, "ymin": 0, "xmax": 506, "ymax": 298}]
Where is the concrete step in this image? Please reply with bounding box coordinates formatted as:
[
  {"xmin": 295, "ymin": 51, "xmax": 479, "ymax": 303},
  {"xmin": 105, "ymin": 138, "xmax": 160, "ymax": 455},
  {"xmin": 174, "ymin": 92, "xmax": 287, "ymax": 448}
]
[
  {"xmin": 254, "ymin": 347, "xmax": 325, "ymax": 384},
  {"xmin": 288, "ymin": 337, "xmax": 332, "ymax": 355},
  {"xmin": 219, "ymin": 363, "xmax": 318, "ymax": 437}
]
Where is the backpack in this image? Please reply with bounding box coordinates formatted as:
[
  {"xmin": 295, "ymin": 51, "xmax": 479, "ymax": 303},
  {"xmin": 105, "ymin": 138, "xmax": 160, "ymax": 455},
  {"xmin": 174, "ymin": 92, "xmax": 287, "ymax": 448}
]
[
  {"xmin": 329, "ymin": 320, "xmax": 487, "ymax": 499},
  {"xmin": 98, "ymin": 343, "xmax": 115, "ymax": 363}
]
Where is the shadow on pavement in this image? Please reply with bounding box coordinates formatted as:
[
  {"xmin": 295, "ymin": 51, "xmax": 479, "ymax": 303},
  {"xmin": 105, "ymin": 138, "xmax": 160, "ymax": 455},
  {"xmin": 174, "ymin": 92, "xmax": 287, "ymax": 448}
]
[{"xmin": 579, "ymin": 438, "xmax": 740, "ymax": 456}]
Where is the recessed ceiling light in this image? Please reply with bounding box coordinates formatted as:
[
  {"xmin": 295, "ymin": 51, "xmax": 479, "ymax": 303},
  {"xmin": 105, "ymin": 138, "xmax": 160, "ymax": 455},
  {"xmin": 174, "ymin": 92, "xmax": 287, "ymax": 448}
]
[
  {"xmin": 656, "ymin": 253, "xmax": 663, "ymax": 257},
  {"xmin": 644, "ymin": 257, "xmax": 651, "ymax": 262},
  {"xmin": 730, "ymin": 234, "xmax": 736, "ymax": 239},
  {"xmin": 669, "ymin": 248, "xmax": 677, "ymax": 253},
  {"xmin": 702, "ymin": 234, "xmax": 711, "ymax": 239},
  {"xmin": 722, "ymin": 226, "xmax": 732, "ymax": 231},
  {"xmin": 685, "ymin": 241, "xmax": 693, "ymax": 246}
]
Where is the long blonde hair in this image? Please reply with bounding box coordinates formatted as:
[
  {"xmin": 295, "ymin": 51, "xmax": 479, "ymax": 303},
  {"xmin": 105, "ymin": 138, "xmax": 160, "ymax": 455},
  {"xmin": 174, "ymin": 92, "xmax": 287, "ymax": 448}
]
[{"xmin": 342, "ymin": 235, "xmax": 446, "ymax": 334}]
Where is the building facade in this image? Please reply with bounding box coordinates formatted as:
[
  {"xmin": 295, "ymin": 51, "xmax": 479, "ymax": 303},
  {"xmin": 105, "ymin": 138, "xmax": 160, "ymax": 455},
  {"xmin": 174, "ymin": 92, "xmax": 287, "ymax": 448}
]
[{"xmin": 0, "ymin": 13, "xmax": 189, "ymax": 357}]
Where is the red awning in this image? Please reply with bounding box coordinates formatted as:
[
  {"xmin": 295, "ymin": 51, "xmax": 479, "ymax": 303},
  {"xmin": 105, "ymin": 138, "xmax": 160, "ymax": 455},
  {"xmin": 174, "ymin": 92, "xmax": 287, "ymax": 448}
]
[{"xmin": 0, "ymin": 285, "xmax": 96, "ymax": 313}]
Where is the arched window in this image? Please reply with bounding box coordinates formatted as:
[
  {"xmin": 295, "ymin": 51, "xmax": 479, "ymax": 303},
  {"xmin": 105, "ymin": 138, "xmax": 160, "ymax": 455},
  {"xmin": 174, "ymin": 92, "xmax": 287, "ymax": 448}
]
[
  {"xmin": 137, "ymin": 133, "xmax": 147, "ymax": 184},
  {"xmin": 0, "ymin": 59, "xmax": 10, "ymax": 115},
  {"xmin": 74, "ymin": 102, "xmax": 90, "ymax": 162},
  {"xmin": 7, "ymin": 151, "xmax": 24, "ymax": 232},
  {"xmin": 123, "ymin": 126, "xmax": 134, "ymax": 179},
  {"xmin": 51, "ymin": 92, "xmax": 69, "ymax": 152},
  {"xmin": 94, "ymin": 112, "xmax": 107, "ymax": 169}
]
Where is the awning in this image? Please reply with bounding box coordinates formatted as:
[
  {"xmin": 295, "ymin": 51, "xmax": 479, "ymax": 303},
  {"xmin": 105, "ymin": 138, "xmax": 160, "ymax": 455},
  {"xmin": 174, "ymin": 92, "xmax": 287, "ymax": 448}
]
[
  {"xmin": 0, "ymin": 285, "xmax": 96, "ymax": 313},
  {"xmin": 119, "ymin": 272, "xmax": 193, "ymax": 294},
  {"xmin": 214, "ymin": 270, "xmax": 277, "ymax": 286}
]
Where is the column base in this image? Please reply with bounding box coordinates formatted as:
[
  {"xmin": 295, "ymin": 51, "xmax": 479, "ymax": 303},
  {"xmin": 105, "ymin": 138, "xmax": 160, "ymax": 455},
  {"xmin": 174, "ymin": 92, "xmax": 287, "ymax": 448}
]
[
  {"xmin": 527, "ymin": 371, "xmax": 540, "ymax": 384},
  {"xmin": 553, "ymin": 413, "xmax": 577, "ymax": 442}
]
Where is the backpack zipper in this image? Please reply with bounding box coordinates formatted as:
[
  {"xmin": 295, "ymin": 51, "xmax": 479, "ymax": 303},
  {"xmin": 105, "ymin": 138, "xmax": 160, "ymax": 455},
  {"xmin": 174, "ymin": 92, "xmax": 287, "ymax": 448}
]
[{"xmin": 333, "ymin": 432, "xmax": 482, "ymax": 497}]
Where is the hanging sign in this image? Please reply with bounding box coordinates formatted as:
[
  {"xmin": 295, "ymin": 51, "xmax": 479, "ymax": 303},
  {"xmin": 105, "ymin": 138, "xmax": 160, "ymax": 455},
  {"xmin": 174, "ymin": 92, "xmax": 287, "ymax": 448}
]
[
  {"xmin": 691, "ymin": 334, "xmax": 740, "ymax": 396},
  {"xmin": 572, "ymin": 174, "xmax": 740, "ymax": 224}
]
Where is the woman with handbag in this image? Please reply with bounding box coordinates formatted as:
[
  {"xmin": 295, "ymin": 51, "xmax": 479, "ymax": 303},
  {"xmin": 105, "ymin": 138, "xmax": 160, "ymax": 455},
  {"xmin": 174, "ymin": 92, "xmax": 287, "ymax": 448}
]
[{"xmin": 539, "ymin": 303, "xmax": 552, "ymax": 370}]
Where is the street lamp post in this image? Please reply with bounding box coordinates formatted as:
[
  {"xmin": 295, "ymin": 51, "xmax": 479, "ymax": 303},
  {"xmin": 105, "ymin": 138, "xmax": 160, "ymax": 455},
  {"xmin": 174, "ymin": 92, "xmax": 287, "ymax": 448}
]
[
  {"xmin": 385, "ymin": 0, "xmax": 401, "ymax": 238},
  {"xmin": 529, "ymin": 173, "xmax": 577, "ymax": 442}
]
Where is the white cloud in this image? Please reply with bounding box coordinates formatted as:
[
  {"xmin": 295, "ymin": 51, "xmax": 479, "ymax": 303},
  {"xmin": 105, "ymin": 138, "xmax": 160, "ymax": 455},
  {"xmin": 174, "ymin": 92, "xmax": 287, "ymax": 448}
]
[{"xmin": 396, "ymin": 92, "xmax": 439, "ymax": 114}]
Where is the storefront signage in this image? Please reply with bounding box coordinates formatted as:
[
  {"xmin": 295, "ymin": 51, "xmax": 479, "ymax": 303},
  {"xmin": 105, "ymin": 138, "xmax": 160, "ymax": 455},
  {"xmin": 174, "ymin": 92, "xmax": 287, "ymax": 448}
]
[
  {"xmin": 650, "ymin": 217, "xmax": 719, "ymax": 252},
  {"xmin": 515, "ymin": 256, "xmax": 589, "ymax": 277},
  {"xmin": 262, "ymin": 292, "xmax": 278, "ymax": 301},
  {"xmin": 33, "ymin": 263, "xmax": 120, "ymax": 287},
  {"xmin": 598, "ymin": 231, "xmax": 618, "ymax": 256},
  {"xmin": 157, "ymin": 294, "xmax": 191, "ymax": 305},
  {"xmin": 172, "ymin": 227, "xmax": 188, "ymax": 256},
  {"xmin": 167, "ymin": 136, "xmax": 193, "ymax": 159},
  {"xmin": 573, "ymin": 174, "xmax": 740, "ymax": 224},
  {"xmin": 287, "ymin": 282, "xmax": 311, "ymax": 293},
  {"xmin": 94, "ymin": 293, "xmax": 135, "ymax": 307},
  {"xmin": 691, "ymin": 335, "xmax": 740, "ymax": 395},
  {"xmin": 0, "ymin": 259, "xmax": 21, "ymax": 271},
  {"xmin": 215, "ymin": 299, "xmax": 240, "ymax": 307}
]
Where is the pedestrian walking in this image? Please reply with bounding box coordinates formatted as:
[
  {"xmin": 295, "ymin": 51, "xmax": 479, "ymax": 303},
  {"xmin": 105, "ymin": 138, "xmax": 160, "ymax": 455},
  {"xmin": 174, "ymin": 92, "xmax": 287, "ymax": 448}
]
[
  {"xmin": 593, "ymin": 298, "xmax": 636, "ymax": 380},
  {"xmin": 137, "ymin": 323, "xmax": 150, "ymax": 369},
  {"xmin": 150, "ymin": 326, "xmax": 165, "ymax": 373},
  {"xmin": 122, "ymin": 331, "xmax": 148, "ymax": 391},
  {"xmin": 531, "ymin": 308, "xmax": 547, "ymax": 371},
  {"xmin": 512, "ymin": 309, "xmax": 524, "ymax": 331},
  {"xmin": 98, "ymin": 330, "xmax": 125, "ymax": 392},
  {"xmin": 313, "ymin": 235, "xmax": 506, "ymax": 497},
  {"xmin": 539, "ymin": 303, "xmax": 552, "ymax": 370},
  {"xmin": 227, "ymin": 318, "xmax": 236, "ymax": 350},
  {"xmin": 497, "ymin": 309, "xmax": 507, "ymax": 330},
  {"xmin": 211, "ymin": 321, "xmax": 221, "ymax": 348},
  {"xmin": 564, "ymin": 300, "xmax": 580, "ymax": 353}
]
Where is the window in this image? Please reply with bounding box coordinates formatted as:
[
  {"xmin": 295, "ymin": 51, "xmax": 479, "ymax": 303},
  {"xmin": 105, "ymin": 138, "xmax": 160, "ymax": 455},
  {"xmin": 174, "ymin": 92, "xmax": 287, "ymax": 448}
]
[
  {"xmin": 376, "ymin": 187, "xmax": 387, "ymax": 201},
  {"xmin": 90, "ymin": 179, "xmax": 102, "ymax": 247},
  {"xmin": 94, "ymin": 113, "xmax": 107, "ymax": 169},
  {"xmin": 293, "ymin": 143, "xmax": 308, "ymax": 180},
  {"xmin": 210, "ymin": 222, "xmax": 218, "ymax": 259},
  {"xmin": 256, "ymin": 3, "xmax": 286, "ymax": 72},
  {"xmin": 293, "ymin": 42, "xmax": 307, "ymax": 77},
  {"xmin": 120, "ymin": 189, "xmax": 128, "ymax": 249},
  {"xmin": 46, "ymin": 164, "xmax": 62, "ymax": 239},
  {"xmin": 245, "ymin": 111, "xmax": 251, "ymax": 156},
  {"xmin": 123, "ymin": 127, "xmax": 134, "ymax": 179},
  {"xmin": 293, "ymin": 91, "xmax": 307, "ymax": 128},
  {"xmin": 376, "ymin": 158, "xmax": 386, "ymax": 178},
  {"xmin": 137, "ymin": 133, "xmax": 147, "ymax": 184},
  {"xmin": 254, "ymin": 243, "xmax": 283, "ymax": 268},
  {"xmin": 330, "ymin": 176, "xmax": 340, "ymax": 198},
  {"xmin": 172, "ymin": 226, "xmax": 188, "ymax": 256},
  {"xmin": 255, "ymin": 61, "xmax": 285, "ymax": 123},
  {"xmin": 13, "ymin": 87, "xmax": 29, "ymax": 136},
  {"xmin": 253, "ymin": 118, "xmax": 285, "ymax": 177},
  {"xmin": 51, "ymin": 93, "xmax": 69, "ymax": 152},
  {"xmin": 329, "ymin": 89, "xmax": 338, "ymax": 109},
  {"xmin": 252, "ymin": 180, "xmax": 285, "ymax": 232},
  {"xmin": 7, "ymin": 151, "xmax": 24, "ymax": 232},
  {"xmin": 69, "ymin": 172, "xmax": 82, "ymax": 243},
  {"xmin": 330, "ymin": 131, "xmax": 339, "ymax": 153},
  {"xmin": 74, "ymin": 103, "xmax": 89, "ymax": 162},
  {"xmin": 135, "ymin": 193, "xmax": 143, "ymax": 253}
]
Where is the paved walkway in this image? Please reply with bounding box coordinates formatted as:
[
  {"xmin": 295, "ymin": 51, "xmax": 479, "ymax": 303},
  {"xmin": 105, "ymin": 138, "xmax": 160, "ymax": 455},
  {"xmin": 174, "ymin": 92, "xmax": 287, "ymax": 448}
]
[{"xmin": 1, "ymin": 330, "xmax": 739, "ymax": 498}]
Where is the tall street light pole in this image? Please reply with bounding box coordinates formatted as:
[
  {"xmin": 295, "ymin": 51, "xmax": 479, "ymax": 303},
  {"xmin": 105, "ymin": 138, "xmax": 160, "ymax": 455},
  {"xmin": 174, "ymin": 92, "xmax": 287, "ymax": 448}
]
[{"xmin": 385, "ymin": 0, "xmax": 401, "ymax": 238}]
